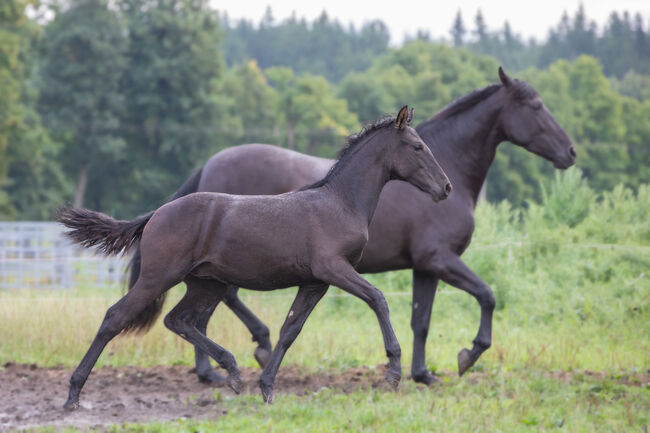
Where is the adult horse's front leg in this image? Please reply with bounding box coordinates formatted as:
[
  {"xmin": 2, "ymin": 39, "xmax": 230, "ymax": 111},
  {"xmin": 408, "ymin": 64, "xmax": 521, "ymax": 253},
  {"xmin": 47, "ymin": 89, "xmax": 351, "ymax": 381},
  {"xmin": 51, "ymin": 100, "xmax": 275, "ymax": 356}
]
[
  {"xmin": 431, "ymin": 254, "xmax": 495, "ymax": 376},
  {"xmin": 258, "ymin": 284, "xmax": 328, "ymax": 403},
  {"xmin": 223, "ymin": 286, "xmax": 273, "ymax": 367},
  {"xmin": 315, "ymin": 260, "xmax": 402, "ymax": 389},
  {"xmin": 165, "ymin": 277, "xmax": 242, "ymax": 394},
  {"xmin": 410, "ymin": 270, "xmax": 440, "ymax": 385},
  {"xmin": 193, "ymin": 285, "xmax": 272, "ymax": 384}
]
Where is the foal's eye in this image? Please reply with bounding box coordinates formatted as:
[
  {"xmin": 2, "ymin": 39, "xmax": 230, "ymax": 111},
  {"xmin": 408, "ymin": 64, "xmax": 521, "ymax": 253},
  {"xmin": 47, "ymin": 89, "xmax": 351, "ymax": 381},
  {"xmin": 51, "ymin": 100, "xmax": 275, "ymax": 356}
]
[
  {"xmin": 414, "ymin": 144, "xmax": 424, "ymax": 151},
  {"xmin": 531, "ymin": 101, "xmax": 543, "ymax": 110}
]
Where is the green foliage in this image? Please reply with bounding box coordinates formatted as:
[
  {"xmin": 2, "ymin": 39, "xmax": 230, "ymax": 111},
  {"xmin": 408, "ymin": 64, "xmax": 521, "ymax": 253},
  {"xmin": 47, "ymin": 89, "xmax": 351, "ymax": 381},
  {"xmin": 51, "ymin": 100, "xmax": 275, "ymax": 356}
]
[
  {"xmin": 222, "ymin": 10, "xmax": 389, "ymax": 83},
  {"xmin": 114, "ymin": 0, "xmax": 226, "ymax": 216},
  {"xmin": 0, "ymin": 0, "xmax": 68, "ymax": 220},
  {"xmin": 38, "ymin": 0, "xmax": 127, "ymax": 210}
]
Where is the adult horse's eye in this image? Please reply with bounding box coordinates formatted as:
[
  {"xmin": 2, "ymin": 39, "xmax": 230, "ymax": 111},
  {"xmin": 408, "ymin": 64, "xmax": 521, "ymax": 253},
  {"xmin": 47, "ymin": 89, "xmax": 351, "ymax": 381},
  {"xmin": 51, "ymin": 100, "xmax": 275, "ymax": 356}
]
[
  {"xmin": 531, "ymin": 101, "xmax": 543, "ymax": 110},
  {"xmin": 414, "ymin": 144, "xmax": 424, "ymax": 151}
]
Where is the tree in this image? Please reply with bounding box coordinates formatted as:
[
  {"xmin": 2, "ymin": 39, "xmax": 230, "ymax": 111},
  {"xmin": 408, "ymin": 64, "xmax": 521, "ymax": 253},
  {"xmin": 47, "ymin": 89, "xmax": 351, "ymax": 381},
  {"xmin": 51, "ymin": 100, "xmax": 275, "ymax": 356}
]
[
  {"xmin": 266, "ymin": 67, "xmax": 358, "ymax": 155},
  {"xmin": 450, "ymin": 10, "xmax": 466, "ymax": 47},
  {"xmin": 117, "ymin": 0, "xmax": 227, "ymax": 216},
  {"xmin": 38, "ymin": 0, "xmax": 127, "ymax": 209},
  {"xmin": 0, "ymin": 0, "xmax": 69, "ymax": 219}
]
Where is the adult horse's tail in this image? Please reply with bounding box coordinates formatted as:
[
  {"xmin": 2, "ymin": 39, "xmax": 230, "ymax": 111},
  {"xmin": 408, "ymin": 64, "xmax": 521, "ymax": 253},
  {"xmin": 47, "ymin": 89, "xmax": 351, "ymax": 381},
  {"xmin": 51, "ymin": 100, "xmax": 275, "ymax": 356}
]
[{"xmin": 120, "ymin": 167, "xmax": 204, "ymax": 332}]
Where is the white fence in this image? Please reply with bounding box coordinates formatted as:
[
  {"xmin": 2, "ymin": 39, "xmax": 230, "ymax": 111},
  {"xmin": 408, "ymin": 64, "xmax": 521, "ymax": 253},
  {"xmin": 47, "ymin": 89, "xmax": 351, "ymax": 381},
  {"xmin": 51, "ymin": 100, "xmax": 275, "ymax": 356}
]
[{"xmin": 0, "ymin": 222, "xmax": 127, "ymax": 289}]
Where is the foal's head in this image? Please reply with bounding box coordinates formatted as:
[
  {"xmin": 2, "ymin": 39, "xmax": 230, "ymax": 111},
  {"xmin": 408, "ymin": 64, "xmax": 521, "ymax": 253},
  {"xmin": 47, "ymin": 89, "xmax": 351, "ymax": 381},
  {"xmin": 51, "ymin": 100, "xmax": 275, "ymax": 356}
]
[
  {"xmin": 497, "ymin": 67, "xmax": 576, "ymax": 169},
  {"xmin": 387, "ymin": 106, "xmax": 452, "ymax": 201}
]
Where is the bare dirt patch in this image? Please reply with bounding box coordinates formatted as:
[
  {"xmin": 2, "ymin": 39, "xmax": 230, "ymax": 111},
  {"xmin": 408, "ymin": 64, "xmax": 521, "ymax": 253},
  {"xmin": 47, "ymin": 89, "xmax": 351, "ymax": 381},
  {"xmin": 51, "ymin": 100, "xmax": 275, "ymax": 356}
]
[{"xmin": 0, "ymin": 363, "xmax": 389, "ymax": 431}]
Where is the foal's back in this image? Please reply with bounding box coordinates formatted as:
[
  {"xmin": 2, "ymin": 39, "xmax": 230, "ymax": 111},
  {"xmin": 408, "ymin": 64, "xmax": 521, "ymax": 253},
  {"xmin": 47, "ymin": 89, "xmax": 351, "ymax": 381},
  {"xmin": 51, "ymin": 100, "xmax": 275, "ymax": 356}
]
[{"xmin": 141, "ymin": 190, "xmax": 366, "ymax": 291}]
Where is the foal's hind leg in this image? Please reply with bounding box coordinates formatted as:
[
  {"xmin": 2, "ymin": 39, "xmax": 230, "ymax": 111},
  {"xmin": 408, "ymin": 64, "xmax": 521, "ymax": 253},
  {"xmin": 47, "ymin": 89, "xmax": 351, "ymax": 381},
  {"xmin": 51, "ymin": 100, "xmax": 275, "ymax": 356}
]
[
  {"xmin": 64, "ymin": 278, "xmax": 175, "ymax": 410},
  {"xmin": 258, "ymin": 284, "xmax": 328, "ymax": 403},
  {"xmin": 165, "ymin": 277, "xmax": 243, "ymax": 394},
  {"xmin": 194, "ymin": 300, "xmax": 227, "ymax": 385}
]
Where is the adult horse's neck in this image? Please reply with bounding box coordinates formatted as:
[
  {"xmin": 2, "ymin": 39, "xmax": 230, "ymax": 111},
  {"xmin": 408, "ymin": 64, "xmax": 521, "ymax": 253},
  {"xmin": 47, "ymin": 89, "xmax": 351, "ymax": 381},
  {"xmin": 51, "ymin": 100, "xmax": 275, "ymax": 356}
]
[
  {"xmin": 325, "ymin": 131, "xmax": 392, "ymax": 224},
  {"xmin": 417, "ymin": 85, "xmax": 507, "ymax": 207}
]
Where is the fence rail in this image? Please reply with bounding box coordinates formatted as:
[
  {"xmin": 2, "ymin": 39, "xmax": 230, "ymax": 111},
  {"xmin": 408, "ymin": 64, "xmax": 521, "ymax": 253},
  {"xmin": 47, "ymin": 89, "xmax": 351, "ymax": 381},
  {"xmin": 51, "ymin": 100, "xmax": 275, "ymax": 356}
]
[{"xmin": 0, "ymin": 222, "xmax": 127, "ymax": 289}]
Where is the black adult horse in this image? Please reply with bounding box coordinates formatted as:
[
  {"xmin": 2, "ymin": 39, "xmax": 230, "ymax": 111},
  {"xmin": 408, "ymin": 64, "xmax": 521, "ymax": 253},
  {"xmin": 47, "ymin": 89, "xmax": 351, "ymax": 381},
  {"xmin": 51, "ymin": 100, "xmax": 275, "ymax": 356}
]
[
  {"xmin": 128, "ymin": 67, "xmax": 577, "ymax": 385},
  {"xmin": 58, "ymin": 107, "xmax": 451, "ymax": 407}
]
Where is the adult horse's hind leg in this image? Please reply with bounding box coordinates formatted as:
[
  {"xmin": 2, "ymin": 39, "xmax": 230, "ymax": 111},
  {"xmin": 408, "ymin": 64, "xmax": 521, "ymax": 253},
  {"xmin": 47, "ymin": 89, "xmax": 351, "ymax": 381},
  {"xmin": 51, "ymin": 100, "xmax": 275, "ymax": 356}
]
[
  {"xmin": 223, "ymin": 287, "xmax": 272, "ymax": 367},
  {"xmin": 193, "ymin": 285, "xmax": 273, "ymax": 383},
  {"xmin": 258, "ymin": 284, "xmax": 328, "ymax": 404},
  {"xmin": 165, "ymin": 277, "xmax": 243, "ymax": 394},
  {"xmin": 64, "ymin": 278, "xmax": 175, "ymax": 411}
]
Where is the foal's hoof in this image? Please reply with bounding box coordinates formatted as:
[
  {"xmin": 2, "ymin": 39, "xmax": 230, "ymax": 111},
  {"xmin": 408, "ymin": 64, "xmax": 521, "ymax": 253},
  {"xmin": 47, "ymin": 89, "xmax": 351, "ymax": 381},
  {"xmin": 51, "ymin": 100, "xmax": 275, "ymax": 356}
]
[
  {"xmin": 457, "ymin": 348, "xmax": 473, "ymax": 377},
  {"xmin": 254, "ymin": 346, "xmax": 272, "ymax": 369},
  {"xmin": 227, "ymin": 374, "xmax": 243, "ymax": 395},
  {"xmin": 198, "ymin": 369, "xmax": 228, "ymax": 386},
  {"xmin": 259, "ymin": 383, "xmax": 274, "ymax": 404},
  {"xmin": 63, "ymin": 399, "xmax": 79, "ymax": 412},
  {"xmin": 412, "ymin": 370, "xmax": 440, "ymax": 386},
  {"xmin": 385, "ymin": 369, "xmax": 401, "ymax": 390}
]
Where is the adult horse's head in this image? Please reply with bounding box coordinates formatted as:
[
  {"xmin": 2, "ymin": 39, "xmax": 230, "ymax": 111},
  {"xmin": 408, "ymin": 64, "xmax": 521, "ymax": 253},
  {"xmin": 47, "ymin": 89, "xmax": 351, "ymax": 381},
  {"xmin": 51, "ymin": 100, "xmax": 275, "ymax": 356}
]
[
  {"xmin": 390, "ymin": 106, "xmax": 452, "ymax": 201},
  {"xmin": 497, "ymin": 67, "xmax": 576, "ymax": 169}
]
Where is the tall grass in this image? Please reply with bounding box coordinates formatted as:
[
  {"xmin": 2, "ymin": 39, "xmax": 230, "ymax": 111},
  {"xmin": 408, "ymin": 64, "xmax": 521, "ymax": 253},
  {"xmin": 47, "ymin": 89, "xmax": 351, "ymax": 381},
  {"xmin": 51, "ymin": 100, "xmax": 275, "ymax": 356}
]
[{"xmin": 0, "ymin": 169, "xmax": 648, "ymax": 374}]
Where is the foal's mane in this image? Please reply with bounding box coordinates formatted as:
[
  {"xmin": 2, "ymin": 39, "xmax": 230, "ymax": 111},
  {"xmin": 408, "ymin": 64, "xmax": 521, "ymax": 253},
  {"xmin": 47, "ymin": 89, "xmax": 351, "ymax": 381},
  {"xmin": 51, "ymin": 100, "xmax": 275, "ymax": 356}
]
[{"xmin": 300, "ymin": 115, "xmax": 396, "ymax": 190}]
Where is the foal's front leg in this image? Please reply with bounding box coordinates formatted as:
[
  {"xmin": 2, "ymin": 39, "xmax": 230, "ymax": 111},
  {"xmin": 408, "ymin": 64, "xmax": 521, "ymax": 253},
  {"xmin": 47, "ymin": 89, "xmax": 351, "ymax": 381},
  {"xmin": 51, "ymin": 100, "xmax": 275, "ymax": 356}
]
[
  {"xmin": 258, "ymin": 284, "xmax": 328, "ymax": 403},
  {"xmin": 315, "ymin": 259, "xmax": 402, "ymax": 388}
]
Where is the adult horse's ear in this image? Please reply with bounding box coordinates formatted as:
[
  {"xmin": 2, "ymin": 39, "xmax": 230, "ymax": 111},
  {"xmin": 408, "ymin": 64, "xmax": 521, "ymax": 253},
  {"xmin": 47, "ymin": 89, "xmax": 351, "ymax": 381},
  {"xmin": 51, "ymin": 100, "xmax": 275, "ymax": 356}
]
[
  {"xmin": 395, "ymin": 105, "xmax": 409, "ymax": 129},
  {"xmin": 407, "ymin": 107, "xmax": 414, "ymax": 124},
  {"xmin": 498, "ymin": 66, "xmax": 513, "ymax": 87}
]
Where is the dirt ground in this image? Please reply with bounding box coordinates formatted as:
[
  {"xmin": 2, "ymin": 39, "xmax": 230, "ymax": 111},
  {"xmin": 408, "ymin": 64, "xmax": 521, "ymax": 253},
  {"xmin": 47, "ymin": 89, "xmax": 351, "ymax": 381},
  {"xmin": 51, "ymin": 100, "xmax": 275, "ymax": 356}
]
[
  {"xmin": 1, "ymin": 362, "xmax": 647, "ymax": 431},
  {"xmin": 0, "ymin": 362, "xmax": 390, "ymax": 430}
]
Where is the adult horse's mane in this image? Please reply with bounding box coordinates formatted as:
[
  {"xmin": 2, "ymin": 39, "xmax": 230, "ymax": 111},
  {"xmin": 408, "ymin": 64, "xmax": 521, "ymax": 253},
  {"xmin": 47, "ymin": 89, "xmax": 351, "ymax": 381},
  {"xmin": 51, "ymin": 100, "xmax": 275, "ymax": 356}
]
[
  {"xmin": 426, "ymin": 80, "xmax": 537, "ymax": 124},
  {"xmin": 300, "ymin": 115, "xmax": 396, "ymax": 191}
]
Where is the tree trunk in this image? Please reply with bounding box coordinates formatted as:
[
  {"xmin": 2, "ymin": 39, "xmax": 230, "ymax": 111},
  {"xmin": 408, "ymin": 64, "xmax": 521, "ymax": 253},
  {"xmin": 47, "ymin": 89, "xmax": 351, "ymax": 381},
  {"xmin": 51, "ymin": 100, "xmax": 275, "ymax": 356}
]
[
  {"xmin": 73, "ymin": 163, "xmax": 88, "ymax": 208},
  {"xmin": 287, "ymin": 123, "xmax": 296, "ymax": 150}
]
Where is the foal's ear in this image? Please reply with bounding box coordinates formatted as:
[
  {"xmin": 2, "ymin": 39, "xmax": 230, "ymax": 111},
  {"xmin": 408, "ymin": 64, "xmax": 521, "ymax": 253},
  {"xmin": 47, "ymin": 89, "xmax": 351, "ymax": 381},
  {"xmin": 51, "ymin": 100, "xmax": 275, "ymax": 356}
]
[
  {"xmin": 395, "ymin": 105, "xmax": 409, "ymax": 129},
  {"xmin": 407, "ymin": 107, "xmax": 414, "ymax": 124},
  {"xmin": 498, "ymin": 66, "xmax": 513, "ymax": 87}
]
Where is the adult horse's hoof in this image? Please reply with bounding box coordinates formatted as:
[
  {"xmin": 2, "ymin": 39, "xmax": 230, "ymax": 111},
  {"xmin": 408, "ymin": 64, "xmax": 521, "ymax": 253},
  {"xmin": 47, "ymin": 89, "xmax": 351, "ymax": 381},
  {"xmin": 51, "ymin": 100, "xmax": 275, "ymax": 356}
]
[
  {"xmin": 259, "ymin": 382, "xmax": 274, "ymax": 404},
  {"xmin": 63, "ymin": 399, "xmax": 79, "ymax": 411},
  {"xmin": 412, "ymin": 370, "xmax": 440, "ymax": 386},
  {"xmin": 457, "ymin": 348, "xmax": 473, "ymax": 377},
  {"xmin": 254, "ymin": 346, "xmax": 272, "ymax": 369},
  {"xmin": 197, "ymin": 369, "xmax": 228, "ymax": 386},
  {"xmin": 385, "ymin": 369, "xmax": 401, "ymax": 390},
  {"xmin": 227, "ymin": 374, "xmax": 243, "ymax": 394}
]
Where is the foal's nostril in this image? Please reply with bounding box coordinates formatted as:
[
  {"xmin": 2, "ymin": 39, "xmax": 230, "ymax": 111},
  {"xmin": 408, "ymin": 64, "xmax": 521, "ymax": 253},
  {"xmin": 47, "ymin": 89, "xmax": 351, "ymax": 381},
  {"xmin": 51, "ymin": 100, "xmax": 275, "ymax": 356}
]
[
  {"xmin": 569, "ymin": 146, "xmax": 576, "ymax": 158},
  {"xmin": 444, "ymin": 182, "xmax": 452, "ymax": 195}
]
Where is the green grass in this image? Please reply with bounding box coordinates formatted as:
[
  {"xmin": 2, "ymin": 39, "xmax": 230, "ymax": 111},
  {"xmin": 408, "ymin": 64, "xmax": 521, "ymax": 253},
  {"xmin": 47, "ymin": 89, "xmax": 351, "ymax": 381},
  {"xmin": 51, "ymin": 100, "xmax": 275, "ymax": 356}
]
[{"xmin": 29, "ymin": 371, "xmax": 650, "ymax": 433}]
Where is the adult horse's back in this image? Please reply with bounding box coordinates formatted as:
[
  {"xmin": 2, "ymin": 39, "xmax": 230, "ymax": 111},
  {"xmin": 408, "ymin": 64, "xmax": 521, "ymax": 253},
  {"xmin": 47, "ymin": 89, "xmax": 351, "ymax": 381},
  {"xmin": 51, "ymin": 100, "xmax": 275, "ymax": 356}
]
[{"xmin": 128, "ymin": 67, "xmax": 576, "ymax": 384}]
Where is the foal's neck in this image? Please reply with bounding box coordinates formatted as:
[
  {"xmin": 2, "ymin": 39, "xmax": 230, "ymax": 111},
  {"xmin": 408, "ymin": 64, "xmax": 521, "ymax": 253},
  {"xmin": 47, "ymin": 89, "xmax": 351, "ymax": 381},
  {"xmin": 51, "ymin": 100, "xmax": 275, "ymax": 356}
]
[
  {"xmin": 422, "ymin": 88, "xmax": 506, "ymax": 207},
  {"xmin": 326, "ymin": 133, "xmax": 391, "ymax": 224}
]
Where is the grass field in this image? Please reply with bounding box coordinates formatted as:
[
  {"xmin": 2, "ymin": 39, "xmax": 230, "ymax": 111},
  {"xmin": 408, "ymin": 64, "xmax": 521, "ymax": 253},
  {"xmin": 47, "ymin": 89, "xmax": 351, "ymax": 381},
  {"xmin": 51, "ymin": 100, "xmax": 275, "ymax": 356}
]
[{"xmin": 1, "ymin": 171, "xmax": 649, "ymax": 431}]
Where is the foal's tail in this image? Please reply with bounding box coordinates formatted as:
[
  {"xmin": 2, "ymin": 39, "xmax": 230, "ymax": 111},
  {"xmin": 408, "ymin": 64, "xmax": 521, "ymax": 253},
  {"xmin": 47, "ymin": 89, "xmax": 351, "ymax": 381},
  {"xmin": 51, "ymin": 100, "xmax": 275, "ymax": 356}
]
[
  {"xmin": 119, "ymin": 167, "xmax": 204, "ymax": 333},
  {"xmin": 57, "ymin": 207, "xmax": 153, "ymax": 256}
]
